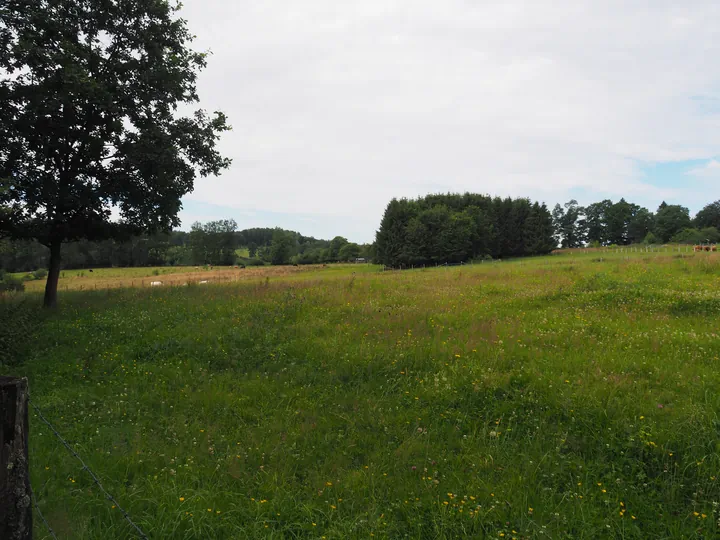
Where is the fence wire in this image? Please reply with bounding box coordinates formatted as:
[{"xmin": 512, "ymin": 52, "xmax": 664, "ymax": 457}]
[
  {"xmin": 29, "ymin": 399, "xmax": 149, "ymax": 540},
  {"xmin": 32, "ymin": 493, "xmax": 59, "ymax": 540}
]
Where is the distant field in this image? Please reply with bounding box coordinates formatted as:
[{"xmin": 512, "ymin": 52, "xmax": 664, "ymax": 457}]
[
  {"xmin": 2, "ymin": 252, "xmax": 720, "ymax": 538},
  {"xmin": 12, "ymin": 264, "xmax": 377, "ymax": 293}
]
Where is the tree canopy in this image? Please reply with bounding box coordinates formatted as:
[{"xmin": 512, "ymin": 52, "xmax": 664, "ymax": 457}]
[
  {"xmin": 0, "ymin": 0, "xmax": 231, "ymax": 306},
  {"xmin": 375, "ymin": 194, "xmax": 555, "ymax": 266}
]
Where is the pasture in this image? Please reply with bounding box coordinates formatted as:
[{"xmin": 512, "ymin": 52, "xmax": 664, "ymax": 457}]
[
  {"xmin": 2, "ymin": 252, "xmax": 720, "ymax": 539},
  {"xmin": 10, "ymin": 264, "xmax": 363, "ymax": 293}
]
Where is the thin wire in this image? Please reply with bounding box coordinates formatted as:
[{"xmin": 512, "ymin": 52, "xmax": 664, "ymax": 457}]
[
  {"xmin": 32, "ymin": 494, "xmax": 59, "ymax": 540},
  {"xmin": 29, "ymin": 400, "xmax": 149, "ymax": 540}
]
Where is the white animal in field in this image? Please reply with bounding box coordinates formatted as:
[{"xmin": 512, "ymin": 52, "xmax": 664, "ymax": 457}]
[
  {"xmin": 150, "ymin": 281, "xmax": 162, "ymax": 286},
  {"xmin": 199, "ymin": 280, "xmax": 209, "ymax": 284}
]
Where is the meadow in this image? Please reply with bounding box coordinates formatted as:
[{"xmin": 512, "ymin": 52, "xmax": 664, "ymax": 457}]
[{"xmin": 2, "ymin": 251, "xmax": 720, "ymax": 539}]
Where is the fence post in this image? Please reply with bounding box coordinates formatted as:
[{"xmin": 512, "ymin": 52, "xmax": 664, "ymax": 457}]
[{"xmin": 0, "ymin": 376, "xmax": 32, "ymax": 540}]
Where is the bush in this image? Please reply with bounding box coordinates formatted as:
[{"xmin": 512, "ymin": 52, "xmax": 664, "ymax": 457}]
[
  {"xmin": 0, "ymin": 276, "xmax": 25, "ymax": 293},
  {"xmin": 643, "ymin": 232, "xmax": 658, "ymax": 245},
  {"xmin": 32, "ymin": 268, "xmax": 48, "ymax": 280}
]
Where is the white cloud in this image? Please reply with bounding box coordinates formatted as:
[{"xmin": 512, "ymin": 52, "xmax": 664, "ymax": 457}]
[
  {"xmin": 178, "ymin": 0, "xmax": 720, "ymax": 241},
  {"xmin": 686, "ymin": 159, "xmax": 720, "ymax": 178}
]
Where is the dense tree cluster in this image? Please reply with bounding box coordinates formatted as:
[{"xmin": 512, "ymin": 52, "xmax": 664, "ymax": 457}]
[
  {"xmin": 375, "ymin": 194, "xmax": 555, "ymax": 267},
  {"xmin": 0, "ymin": 222, "xmax": 373, "ymax": 272},
  {"xmin": 552, "ymin": 199, "xmax": 720, "ymax": 247}
]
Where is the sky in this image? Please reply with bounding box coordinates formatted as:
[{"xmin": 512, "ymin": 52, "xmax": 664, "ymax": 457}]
[{"xmin": 176, "ymin": 0, "xmax": 720, "ymax": 243}]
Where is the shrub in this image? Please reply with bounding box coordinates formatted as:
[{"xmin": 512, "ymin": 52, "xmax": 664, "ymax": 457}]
[
  {"xmin": 643, "ymin": 232, "xmax": 658, "ymax": 245},
  {"xmin": 32, "ymin": 268, "xmax": 48, "ymax": 280},
  {"xmin": 0, "ymin": 276, "xmax": 25, "ymax": 293}
]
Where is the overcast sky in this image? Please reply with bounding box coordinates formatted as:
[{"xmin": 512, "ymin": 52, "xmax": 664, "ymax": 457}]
[{"xmin": 177, "ymin": 0, "xmax": 720, "ymax": 243}]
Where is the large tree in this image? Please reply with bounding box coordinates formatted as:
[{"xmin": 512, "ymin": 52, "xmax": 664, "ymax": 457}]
[
  {"xmin": 655, "ymin": 204, "xmax": 691, "ymax": 243},
  {"xmin": 0, "ymin": 0, "xmax": 231, "ymax": 306},
  {"xmin": 694, "ymin": 200, "xmax": 720, "ymax": 230},
  {"xmin": 269, "ymin": 229, "xmax": 294, "ymax": 265}
]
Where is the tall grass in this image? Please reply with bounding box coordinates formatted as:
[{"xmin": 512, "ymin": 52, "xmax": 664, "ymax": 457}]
[{"xmin": 2, "ymin": 253, "xmax": 720, "ymax": 539}]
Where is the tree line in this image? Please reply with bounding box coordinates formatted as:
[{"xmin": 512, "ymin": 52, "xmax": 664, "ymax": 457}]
[
  {"xmin": 375, "ymin": 195, "xmax": 720, "ymax": 267},
  {"xmin": 0, "ymin": 220, "xmax": 373, "ymax": 273},
  {"xmin": 552, "ymin": 199, "xmax": 720, "ymax": 248},
  {"xmin": 375, "ymin": 194, "xmax": 556, "ymax": 267}
]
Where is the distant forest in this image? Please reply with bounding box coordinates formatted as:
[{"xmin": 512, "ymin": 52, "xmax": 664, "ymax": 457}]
[
  {"xmin": 375, "ymin": 195, "xmax": 720, "ymax": 267},
  {"xmin": 1, "ymin": 197, "xmax": 719, "ymax": 273},
  {"xmin": 551, "ymin": 199, "xmax": 720, "ymax": 248},
  {"xmin": 376, "ymin": 195, "xmax": 720, "ymax": 267},
  {"xmin": 0, "ymin": 221, "xmax": 373, "ymax": 273}
]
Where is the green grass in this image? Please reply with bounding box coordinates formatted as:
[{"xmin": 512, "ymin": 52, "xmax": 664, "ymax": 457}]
[{"xmin": 2, "ymin": 254, "xmax": 720, "ymax": 539}]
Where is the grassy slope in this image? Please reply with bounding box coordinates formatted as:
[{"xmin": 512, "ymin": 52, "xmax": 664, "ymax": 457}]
[{"xmin": 3, "ymin": 254, "xmax": 720, "ymax": 539}]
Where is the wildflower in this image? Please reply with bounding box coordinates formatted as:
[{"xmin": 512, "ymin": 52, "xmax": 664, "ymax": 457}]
[
  {"xmin": 326, "ymin": 482, "xmax": 333, "ymax": 487},
  {"xmin": 208, "ymin": 508, "xmax": 212, "ymax": 512},
  {"xmin": 179, "ymin": 497, "xmax": 185, "ymax": 502}
]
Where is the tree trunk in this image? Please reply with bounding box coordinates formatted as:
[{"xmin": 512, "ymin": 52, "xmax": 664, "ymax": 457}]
[
  {"xmin": 43, "ymin": 240, "xmax": 62, "ymax": 308},
  {"xmin": 0, "ymin": 376, "xmax": 32, "ymax": 540}
]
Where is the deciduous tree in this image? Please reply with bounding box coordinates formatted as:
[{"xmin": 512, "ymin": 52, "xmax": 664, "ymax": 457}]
[{"xmin": 0, "ymin": 0, "xmax": 231, "ymax": 306}]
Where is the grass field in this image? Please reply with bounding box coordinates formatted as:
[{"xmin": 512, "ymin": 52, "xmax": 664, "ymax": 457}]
[
  {"xmin": 11, "ymin": 264, "xmax": 370, "ymax": 293},
  {"xmin": 2, "ymin": 252, "xmax": 720, "ymax": 539}
]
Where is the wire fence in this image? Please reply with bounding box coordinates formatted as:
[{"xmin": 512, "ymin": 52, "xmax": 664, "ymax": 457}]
[
  {"xmin": 32, "ymin": 493, "xmax": 58, "ymax": 540},
  {"xmin": 29, "ymin": 399, "xmax": 149, "ymax": 540}
]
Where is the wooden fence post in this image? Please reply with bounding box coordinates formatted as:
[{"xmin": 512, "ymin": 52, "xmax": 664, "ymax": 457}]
[{"xmin": 0, "ymin": 376, "xmax": 32, "ymax": 540}]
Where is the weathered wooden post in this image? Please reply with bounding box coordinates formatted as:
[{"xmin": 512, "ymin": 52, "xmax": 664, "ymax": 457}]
[{"xmin": 0, "ymin": 376, "xmax": 32, "ymax": 540}]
